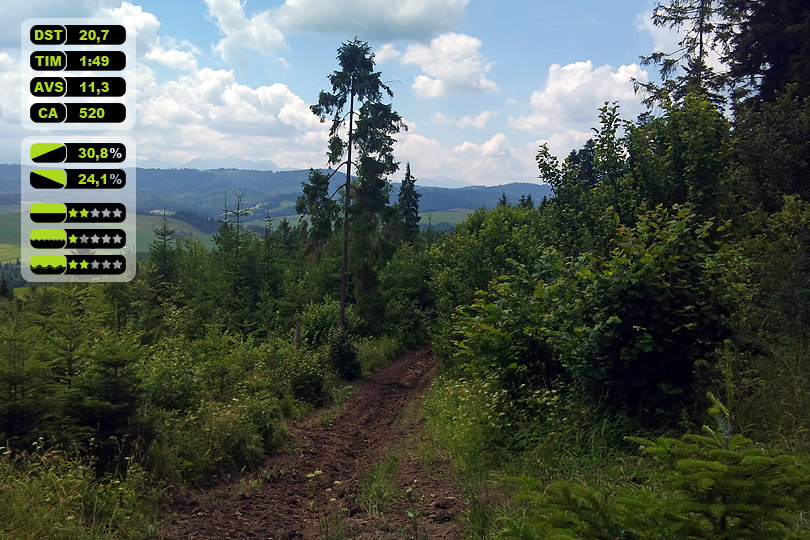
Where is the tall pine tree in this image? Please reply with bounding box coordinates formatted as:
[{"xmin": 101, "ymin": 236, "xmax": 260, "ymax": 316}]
[
  {"xmin": 397, "ymin": 163, "xmax": 421, "ymax": 243},
  {"xmin": 310, "ymin": 38, "xmax": 405, "ymax": 328}
]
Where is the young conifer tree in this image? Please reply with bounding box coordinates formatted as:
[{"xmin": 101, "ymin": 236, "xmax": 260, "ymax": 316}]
[{"xmin": 310, "ymin": 38, "xmax": 405, "ymax": 328}]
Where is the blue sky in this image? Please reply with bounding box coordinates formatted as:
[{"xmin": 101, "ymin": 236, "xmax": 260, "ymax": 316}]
[{"xmin": 0, "ymin": 0, "xmax": 678, "ymax": 186}]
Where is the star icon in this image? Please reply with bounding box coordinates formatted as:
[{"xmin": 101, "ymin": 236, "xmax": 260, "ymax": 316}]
[
  {"xmin": 68, "ymin": 208, "xmax": 78, "ymax": 218},
  {"xmin": 91, "ymin": 260, "xmax": 100, "ymax": 269},
  {"xmin": 68, "ymin": 260, "xmax": 78, "ymax": 269},
  {"xmin": 79, "ymin": 208, "xmax": 89, "ymax": 218},
  {"xmin": 112, "ymin": 259, "xmax": 122, "ymax": 270},
  {"xmin": 112, "ymin": 208, "xmax": 122, "ymax": 219},
  {"xmin": 102, "ymin": 259, "xmax": 111, "ymax": 269},
  {"xmin": 112, "ymin": 234, "xmax": 122, "ymax": 244},
  {"xmin": 90, "ymin": 234, "xmax": 100, "ymax": 243},
  {"xmin": 79, "ymin": 259, "xmax": 89, "ymax": 270},
  {"xmin": 102, "ymin": 208, "xmax": 111, "ymax": 218},
  {"xmin": 79, "ymin": 234, "xmax": 89, "ymax": 243},
  {"xmin": 90, "ymin": 208, "xmax": 100, "ymax": 218},
  {"xmin": 68, "ymin": 234, "xmax": 78, "ymax": 244},
  {"xmin": 102, "ymin": 235, "xmax": 111, "ymax": 243}
]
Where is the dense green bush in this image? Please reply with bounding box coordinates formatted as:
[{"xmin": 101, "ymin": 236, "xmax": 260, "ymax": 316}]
[
  {"xmin": 568, "ymin": 205, "xmax": 740, "ymax": 423},
  {"xmin": 736, "ymin": 196, "xmax": 810, "ymax": 334},
  {"xmin": 328, "ymin": 331, "xmax": 361, "ymax": 380},
  {"xmin": 498, "ymin": 424, "xmax": 810, "ymax": 539},
  {"xmin": 442, "ymin": 205, "xmax": 740, "ymax": 426},
  {"xmin": 300, "ymin": 299, "xmax": 360, "ymax": 347},
  {"xmin": 355, "ymin": 335, "xmax": 401, "ymax": 375},
  {"xmin": 0, "ymin": 447, "xmax": 158, "ymax": 539},
  {"xmin": 139, "ymin": 341, "xmax": 200, "ymax": 411},
  {"xmin": 143, "ymin": 399, "xmax": 265, "ymax": 486},
  {"xmin": 430, "ymin": 205, "xmax": 547, "ymax": 316},
  {"xmin": 276, "ymin": 348, "xmax": 330, "ymax": 407},
  {"xmin": 379, "ymin": 243, "xmax": 434, "ymax": 346}
]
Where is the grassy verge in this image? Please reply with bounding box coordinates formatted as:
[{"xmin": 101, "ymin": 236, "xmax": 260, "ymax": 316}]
[
  {"xmin": 355, "ymin": 335, "xmax": 402, "ymax": 376},
  {"xmin": 0, "ymin": 447, "xmax": 161, "ymax": 540},
  {"xmin": 421, "ymin": 340, "xmax": 810, "ymax": 539},
  {"xmin": 0, "ymin": 332, "xmax": 409, "ymax": 539},
  {"xmin": 0, "ymin": 243, "xmax": 18, "ymax": 263}
]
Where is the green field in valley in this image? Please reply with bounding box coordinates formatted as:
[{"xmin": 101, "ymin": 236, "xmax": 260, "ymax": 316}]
[
  {"xmin": 134, "ymin": 214, "xmax": 216, "ymax": 252},
  {"xmin": 0, "ymin": 213, "xmax": 20, "ymax": 245},
  {"xmin": 0, "ymin": 244, "xmax": 19, "ymax": 263},
  {"xmin": 0, "ymin": 212, "xmax": 216, "ymax": 259},
  {"xmin": 421, "ymin": 208, "xmax": 474, "ymax": 226}
]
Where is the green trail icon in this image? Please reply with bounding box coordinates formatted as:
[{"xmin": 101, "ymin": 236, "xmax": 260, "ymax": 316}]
[
  {"xmin": 30, "ymin": 169, "xmax": 67, "ymax": 189},
  {"xmin": 30, "ymin": 142, "xmax": 67, "ymax": 163},
  {"xmin": 30, "ymin": 254, "xmax": 67, "ymax": 275},
  {"xmin": 30, "ymin": 229, "xmax": 67, "ymax": 249},
  {"xmin": 30, "ymin": 202, "xmax": 67, "ymax": 223}
]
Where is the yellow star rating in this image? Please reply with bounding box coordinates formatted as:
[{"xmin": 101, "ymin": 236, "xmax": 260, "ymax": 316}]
[
  {"xmin": 79, "ymin": 259, "xmax": 89, "ymax": 270},
  {"xmin": 68, "ymin": 234, "xmax": 78, "ymax": 244},
  {"xmin": 68, "ymin": 260, "xmax": 78, "ymax": 270},
  {"xmin": 79, "ymin": 208, "xmax": 89, "ymax": 218},
  {"xmin": 68, "ymin": 208, "xmax": 78, "ymax": 218}
]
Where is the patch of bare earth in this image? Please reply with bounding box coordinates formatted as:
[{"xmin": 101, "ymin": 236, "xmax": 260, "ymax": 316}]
[{"xmin": 159, "ymin": 345, "xmax": 464, "ymax": 540}]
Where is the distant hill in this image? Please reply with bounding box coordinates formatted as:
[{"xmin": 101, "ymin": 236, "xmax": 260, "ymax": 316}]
[{"xmin": 0, "ymin": 163, "xmax": 553, "ymax": 223}]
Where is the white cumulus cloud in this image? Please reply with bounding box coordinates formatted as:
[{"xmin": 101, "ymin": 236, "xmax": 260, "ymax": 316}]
[
  {"xmin": 275, "ymin": 0, "xmax": 468, "ymax": 40},
  {"xmin": 457, "ymin": 110, "xmax": 496, "ymax": 129},
  {"xmin": 145, "ymin": 40, "xmax": 199, "ymax": 72},
  {"xmin": 509, "ymin": 60, "xmax": 648, "ymax": 135},
  {"xmin": 136, "ymin": 67, "xmax": 327, "ymax": 167},
  {"xmin": 0, "ymin": 52, "xmax": 20, "ymax": 121},
  {"xmin": 402, "ymin": 33, "xmax": 497, "ymax": 98},
  {"xmin": 374, "ymin": 43, "xmax": 401, "ymax": 63},
  {"xmin": 396, "ymin": 131, "xmax": 538, "ymax": 185},
  {"xmin": 96, "ymin": 1, "xmax": 161, "ymax": 52},
  {"xmin": 205, "ymin": 0, "xmax": 286, "ymax": 62}
]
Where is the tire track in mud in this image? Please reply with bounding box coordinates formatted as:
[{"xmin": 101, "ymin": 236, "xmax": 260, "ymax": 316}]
[{"xmin": 160, "ymin": 345, "xmax": 455, "ymax": 539}]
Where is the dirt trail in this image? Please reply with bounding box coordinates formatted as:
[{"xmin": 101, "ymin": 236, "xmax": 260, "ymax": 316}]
[{"xmin": 159, "ymin": 345, "xmax": 463, "ymax": 539}]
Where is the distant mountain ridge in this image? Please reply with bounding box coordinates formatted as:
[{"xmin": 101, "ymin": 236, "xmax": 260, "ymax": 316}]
[{"xmin": 0, "ymin": 164, "xmax": 552, "ymax": 222}]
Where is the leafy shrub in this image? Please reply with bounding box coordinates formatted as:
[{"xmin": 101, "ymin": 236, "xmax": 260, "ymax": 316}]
[
  {"xmin": 144, "ymin": 400, "xmax": 264, "ymax": 486},
  {"xmin": 0, "ymin": 446, "xmax": 158, "ymax": 539},
  {"xmin": 328, "ymin": 331, "xmax": 360, "ymax": 380},
  {"xmin": 568, "ymin": 205, "xmax": 740, "ymax": 423},
  {"xmin": 737, "ymin": 195, "xmax": 810, "ymax": 334},
  {"xmin": 139, "ymin": 343, "xmax": 200, "ymax": 411},
  {"xmin": 355, "ymin": 335, "xmax": 400, "ymax": 375},
  {"xmin": 278, "ymin": 349, "xmax": 329, "ymax": 407},
  {"xmin": 244, "ymin": 392, "xmax": 287, "ymax": 451},
  {"xmin": 498, "ymin": 424, "xmax": 810, "ymax": 539},
  {"xmin": 429, "ymin": 205, "xmax": 547, "ymax": 316},
  {"xmin": 379, "ymin": 243, "xmax": 434, "ymax": 345},
  {"xmin": 300, "ymin": 299, "xmax": 360, "ymax": 347},
  {"xmin": 442, "ymin": 205, "xmax": 741, "ymax": 427},
  {"xmin": 444, "ymin": 251, "xmax": 566, "ymax": 403}
]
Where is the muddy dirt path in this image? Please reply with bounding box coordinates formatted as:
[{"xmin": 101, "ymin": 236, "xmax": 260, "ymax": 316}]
[{"xmin": 159, "ymin": 345, "xmax": 463, "ymax": 539}]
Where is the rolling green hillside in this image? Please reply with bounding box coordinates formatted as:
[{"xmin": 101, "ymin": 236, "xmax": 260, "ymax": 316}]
[
  {"xmin": 134, "ymin": 214, "xmax": 216, "ymax": 251},
  {"xmin": 0, "ymin": 212, "xmax": 214, "ymax": 260}
]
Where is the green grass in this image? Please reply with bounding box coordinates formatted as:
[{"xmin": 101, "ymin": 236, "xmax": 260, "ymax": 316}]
[
  {"xmin": 421, "ymin": 209, "xmax": 474, "ymax": 226},
  {"xmin": 358, "ymin": 456, "xmax": 400, "ymax": 518},
  {"xmin": 13, "ymin": 287, "xmax": 29, "ymax": 298},
  {"xmin": 134, "ymin": 214, "xmax": 215, "ymax": 252},
  {"xmin": 0, "ymin": 449, "xmax": 160, "ymax": 539},
  {"xmin": 355, "ymin": 336, "xmax": 401, "ymax": 376},
  {"xmin": 0, "ymin": 243, "xmax": 19, "ymax": 263},
  {"xmin": 0, "ymin": 214, "xmax": 20, "ymax": 245},
  {"xmin": 0, "ymin": 212, "xmax": 216, "ymax": 257}
]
